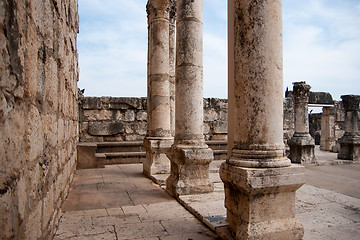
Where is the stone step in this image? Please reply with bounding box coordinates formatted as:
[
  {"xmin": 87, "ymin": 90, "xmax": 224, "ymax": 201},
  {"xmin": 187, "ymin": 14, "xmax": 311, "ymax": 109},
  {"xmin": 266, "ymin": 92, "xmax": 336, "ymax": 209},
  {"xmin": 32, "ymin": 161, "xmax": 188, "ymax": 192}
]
[
  {"xmin": 96, "ymin": 140, "xmax": 227, "ymax": 153},
  {"xmin": 205, "ymin": 140, "xmax": 227, "ymax": 151},
  {"xmin": 96, "ymin": 141, "xmax": 145, "ymax": 153},
  {"xmin": 98, "ymin": 152, "xmax": 146, "ymax": 165},
  {"xmin": 92, "ymin": 140, "xmax": 228, "ymax": 165},
  {"xmin": 212, "ymin": 150, "xmax": 227, "ymax": 160}
]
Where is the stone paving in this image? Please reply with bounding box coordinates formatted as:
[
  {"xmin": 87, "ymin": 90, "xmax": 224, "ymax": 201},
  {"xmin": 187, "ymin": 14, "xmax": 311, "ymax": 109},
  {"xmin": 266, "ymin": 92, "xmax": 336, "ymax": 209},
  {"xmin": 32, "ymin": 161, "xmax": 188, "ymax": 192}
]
[
  {"xmin": 54, "ymin": 148, "xmax": 360, "ymax": 240},
  {"xmin": 54, "ymin": 164, "xmax": 220, "ymax": 240}
]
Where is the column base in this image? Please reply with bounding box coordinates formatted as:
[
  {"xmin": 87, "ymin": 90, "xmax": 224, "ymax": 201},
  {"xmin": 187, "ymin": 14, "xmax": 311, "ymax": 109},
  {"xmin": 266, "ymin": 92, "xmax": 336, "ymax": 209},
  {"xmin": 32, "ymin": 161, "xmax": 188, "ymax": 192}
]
[
  {"xmin": 143, "ymin": 137, "xmax": 173, "ymax": 176},
  {"xmin": 337, "ymin": 134, "xmax": 360, "ymax": 161},
  {"xmin": 288, "ymin": 134, "xmax": 317, "ymax": 164},
  {"xmin": 166, "ymin": 144, "xmax": 214, "ymax": 197},
  {"xmin": 220, "ymin": 162, "xmax": 304, "ymax": 240}
]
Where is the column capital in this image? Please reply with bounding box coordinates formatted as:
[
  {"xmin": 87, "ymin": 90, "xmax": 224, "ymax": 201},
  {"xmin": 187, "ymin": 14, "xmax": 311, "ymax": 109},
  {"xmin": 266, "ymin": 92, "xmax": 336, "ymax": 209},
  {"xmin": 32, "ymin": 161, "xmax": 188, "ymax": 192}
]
[
  {"xmin": 147, "ymin": 0, "xmax": 173, "ymax": 22},
  {"xmin": 341, "ymin": 95, "xmax": 360, "ymax": 112},
  {"xmin": 169, "ymin": 0, "xmax": 176, "ymax": 24},
  {"xmin": 292, "ymin": 81, "xmax": 311, "ymax": 103}
]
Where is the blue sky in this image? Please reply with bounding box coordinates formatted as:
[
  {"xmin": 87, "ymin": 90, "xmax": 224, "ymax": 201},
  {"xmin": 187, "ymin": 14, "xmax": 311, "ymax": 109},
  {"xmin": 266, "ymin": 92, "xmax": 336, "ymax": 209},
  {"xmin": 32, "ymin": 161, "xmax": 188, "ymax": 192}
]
[{"xmin": 78, "ymin": 0, "xmax": 360, "ymax": 100}]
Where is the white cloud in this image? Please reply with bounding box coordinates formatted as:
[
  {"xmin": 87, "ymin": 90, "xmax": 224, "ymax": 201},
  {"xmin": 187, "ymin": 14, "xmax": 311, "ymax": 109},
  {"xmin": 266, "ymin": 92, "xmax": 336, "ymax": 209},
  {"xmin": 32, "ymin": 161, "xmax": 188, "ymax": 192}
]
[
  {"xmin": 78, "ymin": 0, "xmax": 359, "ymax": 100},
  {"xmin": 283, "ymin": 0, "xmax": 360, "ymax": 100}
]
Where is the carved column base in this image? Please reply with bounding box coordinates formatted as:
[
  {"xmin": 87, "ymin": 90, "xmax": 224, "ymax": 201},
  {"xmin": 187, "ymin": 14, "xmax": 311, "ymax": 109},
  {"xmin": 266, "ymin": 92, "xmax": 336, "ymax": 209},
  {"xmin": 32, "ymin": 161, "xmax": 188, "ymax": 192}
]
[
  {"xmin": 166, "ymin": 144, "xmax": 214, "ymax": 197},
  {"xmin": 143, "ymin": 137, "xmax": 173, "ymax": 176},
  {"xmin": 220, "ymin": 162, "xmax": 305, "ymax": 240},
  {"xmin": 337, "ymin": 134, "xmax": 360, "ymax": 161},
  {"xmin": 288, "ymin": 134, "xmax": 317, "ymax": 164}
]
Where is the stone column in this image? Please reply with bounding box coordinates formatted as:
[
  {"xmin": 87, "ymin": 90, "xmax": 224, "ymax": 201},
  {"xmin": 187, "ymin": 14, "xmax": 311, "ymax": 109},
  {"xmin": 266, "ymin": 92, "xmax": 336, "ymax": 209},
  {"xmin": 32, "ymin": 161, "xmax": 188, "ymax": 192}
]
[
  {"xmin": 220, "ymin": 0, "xmax": 304, "ymax": 239},
  {"xmin": 166, "ymin": 0, "xmax": 214, "ymax": 196},
  {"xmin": 144, "ymin": 0, "xmax": 174, "ymax": 177},
  {"xmin": 337, "ymin": 95, "xmax": 360, "ymax": 161},
  {"xmin": 320, "ymin": 107, "xmax": 335, "ymax": 151},
  {"xmin": 288, "ymin": 81, "xmax": 316, "ymax": 164},
  {"xmin": 169, "ymin": 1, "xmax": 176, "ymax": 137}
]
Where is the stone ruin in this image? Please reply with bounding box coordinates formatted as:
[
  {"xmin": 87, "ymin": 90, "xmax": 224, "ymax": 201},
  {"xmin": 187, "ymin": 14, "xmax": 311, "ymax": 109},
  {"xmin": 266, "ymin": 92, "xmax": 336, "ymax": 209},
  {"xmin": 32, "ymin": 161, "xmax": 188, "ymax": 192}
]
[{"xmin": 1, "ymin": 0, "xmax": 359, "ymax": 239}]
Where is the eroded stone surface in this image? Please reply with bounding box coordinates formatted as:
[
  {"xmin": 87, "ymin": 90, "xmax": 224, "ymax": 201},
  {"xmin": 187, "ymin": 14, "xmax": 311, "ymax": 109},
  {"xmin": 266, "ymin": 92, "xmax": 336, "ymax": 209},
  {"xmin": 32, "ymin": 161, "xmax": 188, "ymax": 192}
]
[
  {"xmin": 288, "ymin": 81, "xmax": 316, "ymax": 164},
  {"xmin": 338, "ymin": 95, "xmax": 360, "ymax": 161},
  {"xmin": 166, "ymin": 0, "xmax": 214, "ymax": 196},
  {"xmin": 223, "ymin": 0, "xmax": 304, "ymax": 239},
  {"xmin": 0, "ymin": 0, "xmax": 79, "ymax": 239}
]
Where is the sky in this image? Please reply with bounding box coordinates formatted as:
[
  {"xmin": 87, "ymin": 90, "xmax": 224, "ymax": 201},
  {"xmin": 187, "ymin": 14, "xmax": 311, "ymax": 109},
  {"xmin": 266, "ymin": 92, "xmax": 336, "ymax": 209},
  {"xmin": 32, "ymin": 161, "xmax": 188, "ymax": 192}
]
[{"xmin": 78, "ymin": 0, "xmax": 360, "ymax": 101}]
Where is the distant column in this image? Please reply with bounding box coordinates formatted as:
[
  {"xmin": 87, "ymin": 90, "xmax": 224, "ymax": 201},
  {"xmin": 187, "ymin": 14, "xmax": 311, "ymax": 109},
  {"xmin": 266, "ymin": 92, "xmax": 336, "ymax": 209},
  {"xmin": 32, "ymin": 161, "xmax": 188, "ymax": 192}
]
[
  {"xmin": 288, "ymin": 81, "xmax": 317, "ymax": 164},
  {"xmin": 144, "ymin": 0, "xmax": 174, "ymax": 177},
  {"xmin": 337, "ymin": 95, "xmax": 360, "ymax": 161},
  {"xmin": 166, "ymin": 0, "xmax": 214, "ymax": 196},
  {"xmin": 220, "ymin": 0, "xmax": 304, "ymax": 239},
  {"xmin": 320, "ymin": 106, "xmax": 335, "ymax": 151}
]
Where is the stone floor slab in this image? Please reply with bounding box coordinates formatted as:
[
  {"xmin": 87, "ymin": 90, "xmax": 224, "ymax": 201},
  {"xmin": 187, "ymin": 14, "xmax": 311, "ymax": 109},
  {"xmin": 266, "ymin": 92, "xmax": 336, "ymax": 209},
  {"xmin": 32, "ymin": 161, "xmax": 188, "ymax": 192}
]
[
  {"xmin": 54, "ymin": 162, "xmax": 360, "ymax": 240},
  {"xmin": 115, "ymin": 221, "xmax": 168, "ymax": 240}
]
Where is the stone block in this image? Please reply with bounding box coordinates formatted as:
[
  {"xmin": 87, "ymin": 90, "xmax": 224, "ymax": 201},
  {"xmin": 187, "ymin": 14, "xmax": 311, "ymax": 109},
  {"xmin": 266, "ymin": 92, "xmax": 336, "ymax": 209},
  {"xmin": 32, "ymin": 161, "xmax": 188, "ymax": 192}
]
[
  {"xmin": 124, "ymin": 110, "xmax": 136, "ymax": 121},
  {"xmin": 135, "ymin": 121, "xmax": 147, "ymax": 136},
  {"xmin": 166, "ymin": 145, "xmax": 214, "ymax": 196},
  {"xmin": 42, "ymin": 184, "xmax": 54, "ymax": 231},
  {"xmin": 136, "ymin": 111, "xmax": 147, "ymax": 121},
  {"xmin": 15, "ymin": 177, "xmax": 27, "ymax": 223},
  {"xmin": 204, "ymin": 108, "xmax": 218, "ymax": 122},
  {"xmin": 77, "ymin": 143, "xmax": 98, "ymax": 169},
  {"xmin": 213, "ymin": 121, "xmax": 228, "ymax": 134},
  {"xmin": 25, "ymin": 201, "xmax": 42, "ymax": 239},
  {"xmin": 88, "ymin": 121, "xmax": 124, "ymax": 136},
  {"xmin": 0, "ymin": 191, "xmax": 15, "ymax": 240},
  {"xmin": 27, "ymin": 106, "xmax": 43, "ymax": 161},
  {"xmin": 220, "ymin": 163, "xmax": 305, "ymax": 240},
  {"xmin": 83, "ymin": 110, "xmax": 113, "ymax": 121},
  {"xmin": 143, "ymin": 138, "xmax": 173, "ymax": 176}
]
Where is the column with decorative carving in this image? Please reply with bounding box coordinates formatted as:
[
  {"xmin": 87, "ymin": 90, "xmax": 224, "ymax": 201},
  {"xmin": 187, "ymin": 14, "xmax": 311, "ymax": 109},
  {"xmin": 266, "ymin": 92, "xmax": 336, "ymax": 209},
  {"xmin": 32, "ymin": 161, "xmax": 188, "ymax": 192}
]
[{"xmin": 288, "ymin": 81, "xmax": 317, "ymax": 164}]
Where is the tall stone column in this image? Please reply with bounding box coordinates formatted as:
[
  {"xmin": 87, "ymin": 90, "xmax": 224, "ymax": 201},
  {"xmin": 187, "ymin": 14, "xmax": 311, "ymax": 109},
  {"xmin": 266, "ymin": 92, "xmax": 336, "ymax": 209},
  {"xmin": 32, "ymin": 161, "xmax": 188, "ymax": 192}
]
[
  {"xmin": 337, "ymin": 95, "xmax": 360, "ymax": 161},
  {"xmin": 288, "ymin": 81, "xmax": 316, "ymax": 164},
  {"xmin": 144, "ymin": 0, "xmax": 174, "ymax": 177},
  {"xmin": 166, "ymin": 0, "xmax": 214, "ymax": 197},
  {"xmin": 220, "ymin": 0, "xmax": 304, "ymax": 239},
  {"xmin": 169, "ymin": 1, "xmax": 176, "ymax": 137},
  {"xmin": 320, "ymin": 107, "xmax": 335, "ymax": 151}
]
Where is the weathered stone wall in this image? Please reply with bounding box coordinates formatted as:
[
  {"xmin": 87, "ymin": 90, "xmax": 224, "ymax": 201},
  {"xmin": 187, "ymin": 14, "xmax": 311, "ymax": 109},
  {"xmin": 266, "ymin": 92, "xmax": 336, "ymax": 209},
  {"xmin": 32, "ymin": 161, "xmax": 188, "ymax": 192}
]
[
  {"xmin": 79, "ymin": 97, "xmax": 147, "ymax": 142},
  {"xmin": 0, "ymin": 1, "xmax": 79, "ymax": 239},
  {"xmin": 79, "ymin": 97, "xmax": 228, "ymax": 142},
  {"xmin": 203, "ymin": 98, "xmax": 228, "ymax": 141}
]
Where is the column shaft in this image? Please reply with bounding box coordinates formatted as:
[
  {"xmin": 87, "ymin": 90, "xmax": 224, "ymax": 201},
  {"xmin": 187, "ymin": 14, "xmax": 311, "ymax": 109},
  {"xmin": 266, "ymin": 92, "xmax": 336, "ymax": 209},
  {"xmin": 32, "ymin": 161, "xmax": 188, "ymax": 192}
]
[
  {"xmin": 166, "ymin": 0, "xmax": 213, "ymax": 197},
  {"xmin": 220, "ymin": 1, "xmax": 304, "ymax": 239},
  {"xmin": 320, "ymin": 107, "xmax": 335, "ymax": 151},
  {"xmin": 338, "ymin": 95, "xmax": 360, "ymax": 161},
  {"xmin": 144, "ymin": 0, "xmax": 175, "ymax": 177},
  {"xmin": 229, "ymin": 0, "xmax": 290, "ymax": 168},
  {"xmin": 169, "ymin": 2, "xmax": 176, "ymax": 137}
]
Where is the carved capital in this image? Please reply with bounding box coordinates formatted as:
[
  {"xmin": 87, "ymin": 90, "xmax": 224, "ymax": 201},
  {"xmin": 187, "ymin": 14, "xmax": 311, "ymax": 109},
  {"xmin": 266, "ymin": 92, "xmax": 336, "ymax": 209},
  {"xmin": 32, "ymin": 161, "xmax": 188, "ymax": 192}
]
[
  {"xmin": 147, "ymin": 0, "xmax": 172, "ymax": 22},
  {"xmin": 292, "ymin": 81, "xmax": 311, "ymax": 103},
  {"xmin": 341, "ymin": 95, "xmax": 360, "ymax": 112},
  {"xmin": 169, "ymin": 0, "xmax": 177, "ymax": 24}
]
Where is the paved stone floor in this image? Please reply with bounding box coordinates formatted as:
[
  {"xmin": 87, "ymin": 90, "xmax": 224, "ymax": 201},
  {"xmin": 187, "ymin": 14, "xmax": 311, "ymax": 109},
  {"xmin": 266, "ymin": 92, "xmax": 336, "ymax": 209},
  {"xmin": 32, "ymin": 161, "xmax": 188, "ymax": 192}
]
[
  {"xmin": 54, "ymin": 164, "xmax": 220, "ymax": 240},
  {"xmin": 54, "ymin": 148, "xmax": 360, "ymax": 240}
]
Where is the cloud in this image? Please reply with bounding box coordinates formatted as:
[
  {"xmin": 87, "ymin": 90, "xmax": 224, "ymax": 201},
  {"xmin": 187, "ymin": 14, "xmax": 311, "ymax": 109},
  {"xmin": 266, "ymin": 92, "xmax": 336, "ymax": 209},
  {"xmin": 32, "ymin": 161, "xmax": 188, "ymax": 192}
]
[
  {"xmin": 78, "ymin": 0, "xmax": 359, "ymax": 100},
  {"xmin": 283, "ymin": 0, "xmax": 360, "ymax": 100},
  {"xmin": 78, "ymin": 0, "xmax": 148, "ymax": 97}
]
